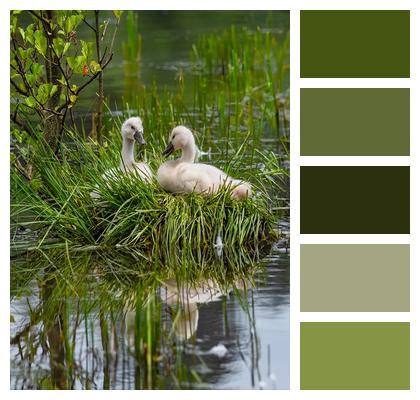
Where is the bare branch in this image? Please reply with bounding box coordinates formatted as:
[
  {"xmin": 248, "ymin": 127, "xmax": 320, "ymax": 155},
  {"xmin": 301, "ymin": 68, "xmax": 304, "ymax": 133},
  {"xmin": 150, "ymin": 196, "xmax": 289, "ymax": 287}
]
[
  {"xmin": 82, "ymin": 15, "xmax": 97, "ymax": 33},
  {"xmin": 28, "ymin": 10, "xmax": 50, "ymax": 26}
]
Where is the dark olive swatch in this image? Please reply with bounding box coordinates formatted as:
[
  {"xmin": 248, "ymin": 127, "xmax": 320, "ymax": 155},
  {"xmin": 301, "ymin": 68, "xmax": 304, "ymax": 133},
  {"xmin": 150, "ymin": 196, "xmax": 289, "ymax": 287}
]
[
  {"xmin": 300, "ymin": 88, "xmax": 410, "ymax": 156},
  {"xmin": 300, "ymin": 10, "xmax": 410, "ymax": 78},
  {"xmin": 301, "ymin": 322, "xmax": 410, "ymax": 389},
  {"xmin": 300, "ymin": 166, "xmax": 410, "ymax": 234}
]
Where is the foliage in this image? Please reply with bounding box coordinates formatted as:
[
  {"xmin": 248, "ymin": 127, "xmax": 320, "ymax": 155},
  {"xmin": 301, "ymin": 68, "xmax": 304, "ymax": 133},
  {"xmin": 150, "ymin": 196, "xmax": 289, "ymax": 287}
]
[{"xmin": 10, "ymin": 10, "xmax": 121, "ymax": 151}]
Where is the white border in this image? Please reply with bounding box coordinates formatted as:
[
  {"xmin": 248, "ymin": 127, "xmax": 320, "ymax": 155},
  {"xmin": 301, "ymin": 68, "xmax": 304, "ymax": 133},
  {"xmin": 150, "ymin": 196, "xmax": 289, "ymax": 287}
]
[{"xmin": 2, "ymin": 1, "xmax": 419, "ymax": 399}]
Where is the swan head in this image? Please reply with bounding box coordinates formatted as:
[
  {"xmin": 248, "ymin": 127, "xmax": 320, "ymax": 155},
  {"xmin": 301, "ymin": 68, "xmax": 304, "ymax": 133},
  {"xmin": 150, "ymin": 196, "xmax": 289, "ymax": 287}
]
[
  {"xmin": 121, "ymin": 117, "xmax": 146, "ymax": 145},
  {"xmin": 162, "ymin": 126, "xmax": 195, "ymax": 156}
]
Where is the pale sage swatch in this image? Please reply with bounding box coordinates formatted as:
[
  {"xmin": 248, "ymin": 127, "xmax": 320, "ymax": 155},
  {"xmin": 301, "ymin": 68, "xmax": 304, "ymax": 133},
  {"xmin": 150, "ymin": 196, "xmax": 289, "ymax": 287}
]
[{"xmin": 301, "ymin": 244, "xmax": 409, "ymax": 312}]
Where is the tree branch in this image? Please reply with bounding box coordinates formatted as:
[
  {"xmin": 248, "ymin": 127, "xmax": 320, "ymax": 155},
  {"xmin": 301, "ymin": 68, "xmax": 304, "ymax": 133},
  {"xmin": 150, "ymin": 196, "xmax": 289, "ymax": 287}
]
[
  {"xmin": 82, "ymin": 16, "xmax": 97, "ymax": 33},
  {"xmin": 28, "ymin": 10, "xmax": 50, "ymax": 26},
  {"xmin": 55, "ymin": 52, "xmax": 113, "ymax": 113}
]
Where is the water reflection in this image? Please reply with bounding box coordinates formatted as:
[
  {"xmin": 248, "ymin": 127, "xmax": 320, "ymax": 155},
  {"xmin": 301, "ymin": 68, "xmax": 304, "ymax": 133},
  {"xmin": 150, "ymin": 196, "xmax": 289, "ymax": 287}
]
[
  {"xmin": 10, "ymin": 245, "xmax": 289, "ymax": 389},
  {"xmin": 160, "ymin": 279, "xmax": 226, "ymax": 340}
]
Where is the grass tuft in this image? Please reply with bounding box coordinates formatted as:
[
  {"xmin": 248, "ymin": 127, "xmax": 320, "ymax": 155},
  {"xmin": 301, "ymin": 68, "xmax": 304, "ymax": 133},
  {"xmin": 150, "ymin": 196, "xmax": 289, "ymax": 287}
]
[{"xmin": 11, "ymin": 131, "xmax": 282, "ymax": 252}]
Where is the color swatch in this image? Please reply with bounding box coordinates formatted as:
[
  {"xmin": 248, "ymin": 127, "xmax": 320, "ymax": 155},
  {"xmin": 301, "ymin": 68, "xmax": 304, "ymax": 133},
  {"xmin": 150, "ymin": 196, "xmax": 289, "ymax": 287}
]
[
  {"xmin": 300, "ymin": 322, "xmax": 410, "ymax": 389},
  {"xmin": 300, "ymin": 244, "xmax": 410, "ymax": 312},
  {"xmin": 300, "ymin": 166, "xmax": 410, "ymax": 234},
  {"xmin": 300, "ymin": 88, "xmax": 410, "ymax": 156},
  {"xmin": 300, "ymin": 10, "xmax": 410, "ymax": 78},
  {"xmin": 299, "ymin": 8, "xmax": 411, "ymax": 392}
]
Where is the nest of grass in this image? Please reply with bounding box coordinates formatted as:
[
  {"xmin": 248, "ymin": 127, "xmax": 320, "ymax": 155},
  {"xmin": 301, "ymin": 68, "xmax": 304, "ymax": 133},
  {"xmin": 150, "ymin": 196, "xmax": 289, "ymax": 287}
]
[{"xmin": 11, "ymin": 135, "xmax": 283, "ymax": 252}]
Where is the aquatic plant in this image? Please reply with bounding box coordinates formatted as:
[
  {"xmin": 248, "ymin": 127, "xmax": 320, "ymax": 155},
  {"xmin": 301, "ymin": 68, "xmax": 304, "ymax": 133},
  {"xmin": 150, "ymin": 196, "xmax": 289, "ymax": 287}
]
[{"xmin": 11, "ymin": 130, "xmax": 282, "ymax": 252}]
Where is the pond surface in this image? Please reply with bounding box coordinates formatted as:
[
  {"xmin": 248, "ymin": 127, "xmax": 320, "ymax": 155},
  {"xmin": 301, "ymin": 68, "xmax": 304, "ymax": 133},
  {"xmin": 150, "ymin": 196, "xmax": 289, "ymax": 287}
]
[
  {"xmin": 75, "ymin": 11, "xmax": 290, "ymax": 118},
  {"xmin": 10, "ymin": 10, "xmax": 290, "ymax": 390},
  {"xmin": 10, "ymin": 241, "xmax": 289, "ymax": 389}
]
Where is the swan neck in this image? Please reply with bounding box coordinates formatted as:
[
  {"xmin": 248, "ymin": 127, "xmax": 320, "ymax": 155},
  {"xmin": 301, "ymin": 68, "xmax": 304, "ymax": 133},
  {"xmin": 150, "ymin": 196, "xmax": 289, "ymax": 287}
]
[
  {"xmin": 180, "ymin": 141, "xmax": 195, "ymax": 163},
  {"xmin": 121, "ymin": 137, "xmax": 136, "ymax": 167}
]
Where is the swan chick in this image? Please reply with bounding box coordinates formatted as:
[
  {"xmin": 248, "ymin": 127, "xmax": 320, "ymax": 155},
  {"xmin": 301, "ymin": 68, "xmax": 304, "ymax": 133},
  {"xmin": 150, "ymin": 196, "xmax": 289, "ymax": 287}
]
[
  {"xmin": 157, "ymin": 126, "xmax": 251, "ymax": 200},
  {"xmin": 90, "ymin": 117, "xmax": 152, "ymax": 199},
  {"xmin": 119, "ymin": 117, "xmax": 152, "ymax": 181}
]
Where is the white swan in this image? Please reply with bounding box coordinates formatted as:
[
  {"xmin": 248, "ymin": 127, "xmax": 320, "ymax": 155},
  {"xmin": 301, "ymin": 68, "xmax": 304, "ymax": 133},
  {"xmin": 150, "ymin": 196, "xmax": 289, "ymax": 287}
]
[
  {"xmin": 157, "ymin": 126, "xmax": 251, "ymax": 200},
  {"xmin": 91, "ymin": 117, "xmax": 152, "ymax": 198},
  {"xmin": 117, "ymin": 116, "xmax": 152, "ymax": 180}
]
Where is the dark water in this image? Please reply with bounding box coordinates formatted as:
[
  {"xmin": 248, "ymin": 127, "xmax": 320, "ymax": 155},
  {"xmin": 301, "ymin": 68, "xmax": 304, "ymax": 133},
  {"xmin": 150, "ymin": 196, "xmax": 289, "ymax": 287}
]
[
  {"xmin": 10, "ymin": 10, "xmax": 290, "ymax": 390},
  {"xmin": 75, "ymin": 10, "xmax": 290, "ymax": 119}
]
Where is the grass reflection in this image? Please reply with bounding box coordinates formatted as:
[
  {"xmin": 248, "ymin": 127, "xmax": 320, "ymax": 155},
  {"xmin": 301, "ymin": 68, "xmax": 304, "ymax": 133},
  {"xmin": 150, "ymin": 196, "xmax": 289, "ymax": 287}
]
[{"xmin": 11, "ymin": 244, "xmax": 273, "ymax": 389}]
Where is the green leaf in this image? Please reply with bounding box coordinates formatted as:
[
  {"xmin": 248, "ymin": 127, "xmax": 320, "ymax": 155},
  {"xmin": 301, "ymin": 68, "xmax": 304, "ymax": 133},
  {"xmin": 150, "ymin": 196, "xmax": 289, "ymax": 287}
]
[
  {"xmin": 10, "ymin": 16, "xmax": 18, "ymax": 34},
  {"xmin": 33, "ymin": 30, "xmax": 47, "ymax": 57},
  {"xmin": 62, "ymin": 42, "xmax": 71, "ymax": 56},
  {"xmin": 36, "ymin": 84, "xmax": 49, "ymax": 104},
  {"xmin": 25, "ymin": 96, "xmax": 37, "ymax": 108},
  {"xmin": 65, "ymin": 14, "xmax": 83, "ymax": 34},
  {"xmin": 113, "ymin": 10, "xmax": 123, "ymax": 20},
  {"xmin": 25, "ymin": 24, "xmax": 35, "ymax": 45},
  {"xmin": 31, "ymin": 63, "xmax": 44, "ymax": 80},
  {"xmin": 18, "ymin": 27, "xmax": 25, "ymax": 42},
  {"xmin": 50, "ymin": 84, "xmax": 58, "ymax": 97},
  {"xmin": 67, "ymin": 55, "xmax": 86, "ymax": 73},
  {"xmin": 52, "ymin": 38, "xmax": 65, "ymax": 57},
  {"xmin": 57, "ymin": 76, "xmax": 67, "ymax": 86},
  {"xmin": 36, "ymin": 83, "xmax": 56, "ymax": 104},
  {"xmin": 70, "ymin": 94, "xmax": 77, "ymax": 103},
  {"xmin": 66, "ymin": 56, "xmax": 76, "ymax": 70},
  {"xmin": 80, "ymin": 40, "xmax": 94, "ymax": 58},
  {"xmin": 89, "ymin": 60, "xmax": 102, "ymax": 74},
  {"xmin": 26, "ymin": 73, "xmax": 36, "ymax": 86}
]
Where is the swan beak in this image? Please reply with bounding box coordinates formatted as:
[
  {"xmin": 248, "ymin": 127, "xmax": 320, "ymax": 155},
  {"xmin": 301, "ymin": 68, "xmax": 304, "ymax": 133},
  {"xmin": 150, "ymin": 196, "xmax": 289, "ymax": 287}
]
[
  {"xmin": 162, "ymin": 142, "xmax": 174, "ymax": 156},
  {"xmin": 134, "ymin": 130, "xmax": 146, "ymax": 145}
]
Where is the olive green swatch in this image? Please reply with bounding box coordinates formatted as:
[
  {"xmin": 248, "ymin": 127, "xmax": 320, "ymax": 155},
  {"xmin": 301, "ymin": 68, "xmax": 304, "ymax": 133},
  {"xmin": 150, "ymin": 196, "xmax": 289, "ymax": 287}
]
[
  {"xmin": 300, "ymin": 244, "xmax": 410, "ymax": 312},
  {"xmin": 300, "ymin": 88, "xmax": 410, "ymax": 156},
  {"xmin": 300, "ymin": 322, "xmax": 410, "ymax": 389},
  {"xmin": 300, "ymin": 10, "xmax": 410, "ymax": 78},
  {"xmin": 300, "ymin": 166, "xmax": 410, "ymax": 234}
]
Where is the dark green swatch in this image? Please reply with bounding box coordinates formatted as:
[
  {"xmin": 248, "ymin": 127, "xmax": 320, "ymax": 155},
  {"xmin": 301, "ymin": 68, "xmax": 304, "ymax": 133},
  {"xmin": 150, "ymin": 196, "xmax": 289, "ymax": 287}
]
[
  {"xmin": 300, "ymin": 244, "xmax": 410, "ymax": 312},
  {"xmin": 301, "ymin": 322, "xmax": 410, "ymax": 389},
  {"xmin": 300, "ymin": 10, "xmax": 410, "ymax": 78},
  {"xmin": 300, "ymin": 166, "xmax": 410, "ymax": 234},
  {"xmin": 300, "ymin": 88, "xmax": 410, "ymax": 156}
]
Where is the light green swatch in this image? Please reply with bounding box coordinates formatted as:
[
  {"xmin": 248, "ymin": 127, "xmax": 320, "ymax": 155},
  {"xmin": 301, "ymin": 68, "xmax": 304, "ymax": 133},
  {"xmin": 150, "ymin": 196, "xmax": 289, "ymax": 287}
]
[
  {"xmin": 301, "ymin": 244, "xmax": 410, "ymax": 312},
  {"xmin": 301, "ymin": 322, "xmax": 410, "ymax": 390}
]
